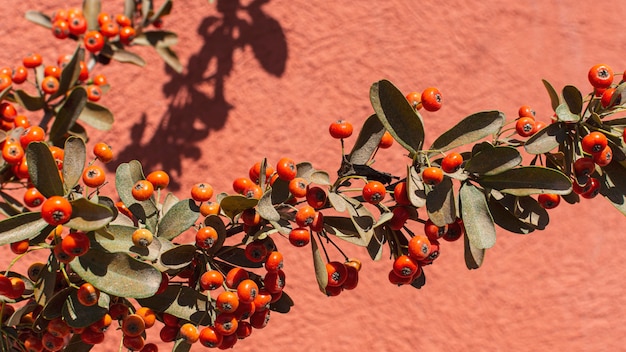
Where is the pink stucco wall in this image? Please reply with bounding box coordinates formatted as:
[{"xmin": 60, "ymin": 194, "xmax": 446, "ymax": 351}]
[{"xmin": 2, "ymin": 1, "xmax": 626, "ymax": 351}]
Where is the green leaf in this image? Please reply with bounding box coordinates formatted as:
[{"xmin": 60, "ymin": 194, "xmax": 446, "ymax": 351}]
[
  {"xmin": 465, "ymin": 145, "xmax": 522, "ymax": 176},
  {"xmin": 156, "ymin": 46, "xmax": 183, "ymax": 73},
  {"xmin": 27, "ymin": 142, "xmax": 64, "ymax": 198},
  {"xmin": 141, "ymin": 0, "xmax": 154, "ymax": 26},
  {"xmin": 158, "ymin": 244, "xmax": 196, "ymax": 270},
  {"xmin": 172, "ymin": 340, "xmax": 192, "ymax": 352},
  {"xmin": 257, "ymin": 189, "xmax": 280, "ymax": 222},
  {"xmin": 111, "ymin": 48, "xmax": 146, "ymax": 67},
  {"xmin": 219, "ymin": 195, "xmax": 258, "ymax": 220},
  {"xmin": 599, "ymin": 161, "xmax": 626, "ymax": 216},
  {"xmin": 150, "ymin": 0, "xmax": 173, "ymax": 22},
  {"xmin": 425, "ymin": 177, "xmax": 456, "ymax": 227},
  {"xmin": 563, "ymin": 85, "xmax": 583, "ymax": 115},
  {"xmin": 407, "ymin": 166, "xmax": 427, "ymax": 208},
  {"xmin": 478, "ymin": 166, "xmax": 572, "ymax": 196},
  {"xmin": 216, "ymin": 247, "xmax": 264, "ymax": 268},
  {"xmin": 133, "ymin": 30, "xmax": 179, "ymax": 47},
  {"xmin": 25, "ymin": 10, "xmax": 52, "ymax": 28},
  {"xmin": 12, "ymin": 90, "xmax": 44, "ymax": 111},
  {"xmin": 311, "ymin": 236, "xmax": 328, "ymax": 294},
  {"xmin": 65, "ymin": 198, "xmax": 113, "ymax": 231},
  {"xmin": 0, "ymin": 190, "xmax": 28, "ymax": 216},
  {"xmin": 367, "ymin": 227, "xmax": 385, "ymax": 261},
  {"xmin": 70, "ymin": 249, "xmax": 162, "ymax": 298},
  {"xmin": 269, "ymin": 179, "xmax": 290, "ymax": 205},
  {"xmin": 94, "ymin": 225, "xmax": 162, "ymax": 261},
  {"xmin": 83, "ymin": 0, "xmax": 102, "ymax": 31},
  {"xmin": 64, "ymin": 334, "xmax": 94, "ymax": 352},
  {"xmin": 137, "ymin": 286, "xmax": 212, "ymax": 325},
  {"xmin": 323, "ymin": 216, "xmax": 367, "ymax": 246},
  {"xmin": 524, "ymin": 122, "xmax": 567, "ymax": 155},
  {"xmin": 463, "ymin": 232, "xmax": 485, "ymax": 269},
  {"xmin": 42, "ymin": 287, "xmax": 73, "ymax": 320},
  {"xmin": 161, "ymin": 193, "xmax": 180, "ymax": 215},
  {"xmin": 33, "ymin": 256, "xmax": 60, "ymax": 308},
  {"xmin": 542, "ymin": 79, "xmax": 560, "ymax": 111},
  {"xmin": 62, "ymin": 290, "xmax": 108, "ymax": 328},
  {"xmin": 79, "ymin": 102, "xmax": 114, "ymax": 131},
  {"xmin": 115, "ymin": 161, "xmax": 158, "ymax": 232},
  {"xmin": 460, "ymin": 182, "xmax": 496, "ymax": 249},
  {"xmin": 203, "ymin": 215, "xmax": 227, "ymax": 256},
  {"xmin": 62, "ymin": 137, "xmax": 86, "ymax": 194},
  {"xmin": 124, "ymin": 0, "xmax": 136, "ymax": 19},
  {"xmin": 309, "ymin": 171, "xmax": 331, "ymax": 186},
  {"xmin": 492, "ymin": 193, "xmax": 549, "ymax": 230},
  {"xmin": 50, "ymin": 46, "xmax": 84, "ymax": 101},
  {"xmin": 348, "ymin": 114, "xmax": 386, "ymax": 165},
  {"xmin": 370, "ymin": 79, "xmax": 424, "ymax": 156},
  {"xmin": 487, "ymin": 196, "xmax": 535, "ymax": 234},
  {"xmin": 50, "ymin": 87, "xmax": 88, "ymax": 146},
  {"xmin": 0, "ymin": 212, "xmax": 49, "ymax": 246},
  {"xmin": 156, "ymin": 199, "xmax": 199, "ymax": 240},
  {"xmin": 430, "ymin": 111, "xmax": 505, "ymax": 153},
  {"xmin": 555, "ymin": 103, "xmax": 580, "ymax": 123}
]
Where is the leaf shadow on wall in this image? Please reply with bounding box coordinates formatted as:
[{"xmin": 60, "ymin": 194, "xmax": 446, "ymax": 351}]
[{"xmin": 111, "ymin": 0, "xmax": 288, "ymax": 190}]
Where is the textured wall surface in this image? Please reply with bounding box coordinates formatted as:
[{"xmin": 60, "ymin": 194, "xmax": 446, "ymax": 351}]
[{"xmin": 2, "ymin": 1, "xmax": 626, "ymax": 351}]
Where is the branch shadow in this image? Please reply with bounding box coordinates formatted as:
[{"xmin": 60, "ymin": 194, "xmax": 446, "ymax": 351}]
[{"xmin": 110, "ymin": 0, "xmax": 288, "ymax": 190}]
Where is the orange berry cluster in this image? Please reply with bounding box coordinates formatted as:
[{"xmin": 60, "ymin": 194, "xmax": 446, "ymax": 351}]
[{"xmin": 50, "ymin": 7, "xmax": 136, "ymax": 52}]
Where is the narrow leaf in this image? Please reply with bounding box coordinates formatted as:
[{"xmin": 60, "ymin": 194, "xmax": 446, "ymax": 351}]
[
  {"xmin": 111, "ymin": 48, "xmax": 146, "ymax": 67},
  {"xmin": 425, "ymin": 177, "xmax": 456, "ymax": 227},
  {"xmin": 151, "ymin": 0, "xmax": 173, "ymax": 21},
  {"xmin": 137, "ymin": 286, "xmax": 212, "ymax": 325},
  {"xmin": 62, "ymin": 290, "xmax": 108, "ymax": 328},
  {"xmin": 257, "ymin": 189, "xmax": 280, "ymax": 222},
  {"xmin": 494, "ymin": 193, "xmax": 549, "ymax": 230},
  {"xmin": 12, "ymin": 90, "xmax": 44, "ymax": 111},
  {"xmin": 50, "ymin": 46, "xmax": 84, "ymax": 101},
  {"xmin": 465, "ymin": 146, "xmax": 522, "ymax": 176},
  {"xmin": 156, "ymin": 46, "xmax": 183, "ymax": 73},
  {"xmin": 599, "ymin": 161, "xmax": 626, "ymax": 216},
  {"xmin": 524, "ymin": 122, "xmax": 567, "ymax": 154},
  {"xmin": 542, "ymin": 79, "xmax": 560, "ymax": 111},
  {"xmin": 370, "ymin": 79, "xmax": 424, "ymax": 156},
  {"xmin": 0, "ymin": 212, "xmax": 49, "ymax": 246},
  {"xmin": 460, "ymin": 182, "xmax": 496, "ymax": 249},
  {"xmin": 348, "ymin": 114, "xmax": 386, "ymax": 165},
  {"xmin": 430, "ymin": 111, "xmax": 505, "ymax": 153},
  {"xmin": 487, "ymin": 196, "xmax": 535, "ymax": 234},
  {"xmin": 133, "ymin": 30, "xmax": 179, "ymax": 47},
  {"xmin": 83, "ymin": 0, "xmax": 102, "ymax": 31},
  {"xmin": 464, "ymin": 232, "xmax": 485, "ymax": 269},
  {"xmin": 62, "ymin": 137, "xmax": 86, "ymax": 193},
  {"xmin": 50, "ymin": 87, "xmax": 88, "ymax": 146},
  {"xmin": 311, "ymin": 236, "xmax": 328, "ymax": 294},
  {"xmin": 27, "ymin": 142, "xmax": 64, "ymax": 197},
  {"xmin": 158, "ymin": 244, "xmax": 195, "ymax": 270},
  {"xmin": 478, "ymin": 166, "xmax": 572, "ymax": 196},
  {"xmin": 563, "ymin": 85, "xmax": 583, "ymax": 115},
  {"xmin": 25, "ymin": 10, "xmax": 52, "ymax": 28}
]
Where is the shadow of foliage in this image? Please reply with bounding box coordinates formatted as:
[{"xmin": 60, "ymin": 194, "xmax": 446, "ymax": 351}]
[{"xmin": 111, "ymin": 0, "xmax": 288, "ymax": 190}]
